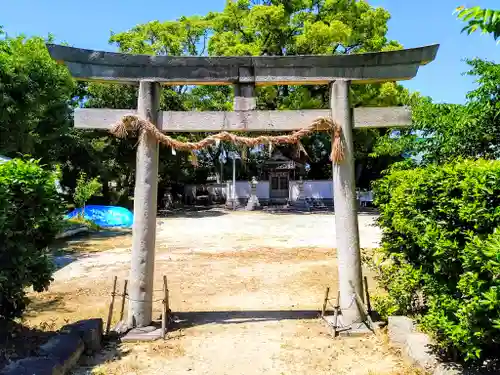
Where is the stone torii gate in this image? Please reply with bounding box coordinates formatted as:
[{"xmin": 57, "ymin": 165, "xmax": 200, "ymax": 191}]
[{"xmin": 47, "ymin": 43, "xmax": 439, "ymax": 332}]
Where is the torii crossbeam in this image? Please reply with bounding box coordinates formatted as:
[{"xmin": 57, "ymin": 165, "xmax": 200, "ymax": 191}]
[{"xmin": 47, "ymin": 43, "xmax": 439, "ymax": 333}]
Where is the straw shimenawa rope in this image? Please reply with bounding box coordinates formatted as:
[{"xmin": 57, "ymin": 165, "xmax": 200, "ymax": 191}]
[{"xmin": 110, "ymin": 114, "xmax": 345, "ymax": 166}]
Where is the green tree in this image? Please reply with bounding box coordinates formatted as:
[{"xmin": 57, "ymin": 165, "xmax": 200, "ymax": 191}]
[
  {"xmin": 373, "ymin": 59, "xmax": 500, "ymax": 164},
  {"xmin": 455, "ymin": 6, "xmax": 500, "ymax": 41},
  {"xmin": 207, "ymin": 0, "xmax": 408, "ymax": 184},
  {"xmin": 92, "ymin": 0, "xmax": 408, "ymax": 188},
  {"xmin": 0, "ymin": 32, "xmax": 113, "ymax": 206},
  {"xmin": 0, "ymin": 34, "xmax": 75, "ymax": 160}
]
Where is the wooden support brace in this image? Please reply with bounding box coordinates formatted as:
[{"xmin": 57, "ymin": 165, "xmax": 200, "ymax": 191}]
[
  {"xmin": 161, "ymin": 275, "xmax": 169, "ymax": 339},
  {"xmin": 333, "ymin": 291, "xmax": 341, "ymax": 337},
  {"xmin": 363, "ymin": 276, "xmax": 372, "ymax": 315},
  {"xmin": 106, "ymin": 276, "xmax": 118, "ymax": 335},
  {"xmin": 321, "ymin": 287, "xmax": 330, "ymax": 318},
  {"xmin": 119, "ymin": 280, "xmax": 128, "ymax": 322}
]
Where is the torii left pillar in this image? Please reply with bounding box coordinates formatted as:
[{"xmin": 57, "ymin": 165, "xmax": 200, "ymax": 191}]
[
  {"xmin": 330, "ymin": 80, "xmax": 364, "ymax": 328},
  {"xmin": 128, "ymin": 81, "xmax": 161, "ymax": 328}
]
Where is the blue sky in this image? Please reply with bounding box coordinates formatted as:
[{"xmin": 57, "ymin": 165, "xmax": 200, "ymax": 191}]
[{"xmin": 2, "ymin": 0, "xmax": 499, "ymax": 104}]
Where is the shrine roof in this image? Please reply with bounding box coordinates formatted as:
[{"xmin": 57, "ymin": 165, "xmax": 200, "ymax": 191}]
[{"xmin": 264, "ymin": 150, "xmax": 305, "ymax": 170}]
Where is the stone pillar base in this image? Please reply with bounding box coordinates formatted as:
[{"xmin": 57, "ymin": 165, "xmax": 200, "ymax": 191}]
[
  {"xmin": 246, "ymin": 195, "xmax": 261, "ymax": 211},
  {"xmin": 225, "ymin": 199, "xmax": 239, "ymax": 210},
  {"xmin": 291, "ymin": 197, "xmax": 310, "ymax": 212},
  {"xmin": 246, "ymin": 177, "xmax": 260, "ymax": 211}
]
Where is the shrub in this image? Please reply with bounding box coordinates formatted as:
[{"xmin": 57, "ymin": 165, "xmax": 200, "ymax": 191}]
[
  {"xmin": 73, "ymin": 172, "xmax": 102, "ymax": 210},
  {"xmin": 0, "ymin": 159, "xmax": 65, "ymax": 320},
  {"xmin": 372, "ymin": 159, "xmax": 500, "ymax": 363}
]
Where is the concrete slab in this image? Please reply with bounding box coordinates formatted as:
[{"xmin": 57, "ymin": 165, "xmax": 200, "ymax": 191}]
[
  {"xmin": 405, "ymin": 332, "xmax": 438, "ymax": 371},
  {"xmin": 323, "ymin": 315, "xmax": 379, "ymax": 337},
  {"xmin": 121, "ymin": 326, "xmax": 164, "ymax": 342},
  {"xmin": 388, "ymin": 316, "xmax": 416, "ymax": 347}
]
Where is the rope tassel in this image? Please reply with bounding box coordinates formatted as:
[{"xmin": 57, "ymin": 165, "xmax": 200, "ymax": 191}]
[
  {"xmin": 330, "ymin": 123, "xmax": 345, "ymax": 163},
  {"xmin": 241, "ymin": 145, "xmax": 248, "ymax": 166},
  {"xmin": 296, "ymin": 140, "xmax": 308, "ymax": 158},
  {"xmin": 189, "ymin": 151, "xmax": 199, "ymax": 167}
]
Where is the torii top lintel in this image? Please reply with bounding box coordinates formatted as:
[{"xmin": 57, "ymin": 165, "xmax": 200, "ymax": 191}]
[{"xmin": 46, "ymin": 44, "xmax": 439, "ymax": 86}]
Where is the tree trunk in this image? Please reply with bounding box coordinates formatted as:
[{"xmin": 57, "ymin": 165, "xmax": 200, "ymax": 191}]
[
  {"xmin": 102, "ymin": 178, "xmax": 110, "ymax": 202},
  {"xmin": 355, "ymin": 162, "xmax": 364, "ymax": 186}
]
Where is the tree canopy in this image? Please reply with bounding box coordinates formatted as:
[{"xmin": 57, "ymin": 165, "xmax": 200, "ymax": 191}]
[
  {"xmin": 90, "ymin": 0, "xmax": 410, "ymax": 190},
  {"xmin": 3, "ymin": 0, "xmax": 482, "ymax": 207},
  {"xmin": 373, "ymin": 59, "xmax": 500, "ymax": 166},
  {"xmin": 371, "ymin": 6, "xmax": 500, "ymax": 167},
  {"xmin": 0, "ymin": 35, "xmax": 75, "ymax": 158}
]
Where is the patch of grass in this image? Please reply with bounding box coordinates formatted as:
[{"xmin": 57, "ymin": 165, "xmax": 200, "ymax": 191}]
[
  {"xmin": 84, "ymin": 340, "xmax": 186, "ymax": 375},
  {"xmin": 65, "ymin": 216, "xmax": 101, "ymax": 231},
  {"xmin": 23, "ymin": 288, "xmax": 115, "ymax": 333}
]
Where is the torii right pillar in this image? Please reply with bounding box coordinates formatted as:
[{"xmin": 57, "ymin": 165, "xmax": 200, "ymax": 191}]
[{"xmin": 330, "ymin": 80, "xmax": 364, "ymax": 328}]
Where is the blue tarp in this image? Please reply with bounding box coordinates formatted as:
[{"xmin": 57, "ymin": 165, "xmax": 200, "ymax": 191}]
[{"xmin": 66, "ymin": 205, "xmax": 134, "ymax": 228}]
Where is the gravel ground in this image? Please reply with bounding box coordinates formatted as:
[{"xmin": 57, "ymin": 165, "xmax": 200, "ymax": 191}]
[
  {"xmin": 24, "ymin": 210, "xmax": 414, "ymax": 375},
  {"xmin": 54, "ymin": 210, "xmax": 381, "ymax": 281}
]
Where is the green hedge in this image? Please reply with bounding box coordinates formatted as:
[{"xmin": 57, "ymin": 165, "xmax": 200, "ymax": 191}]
[
  {"xmin": 373, "ymin": 159, "xmax": 500, "ymax": 363},
  {"xmin": 0, "ymin": 159, "xmax": 65, "ymax": 320}
]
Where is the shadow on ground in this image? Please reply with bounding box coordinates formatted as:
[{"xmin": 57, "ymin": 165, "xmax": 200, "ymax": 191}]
[
  {"xmin": 81, "ymin": 229, "xmax": 132, "ymax": 240},
  {"xmin": 0, "ymin": 321, "xmax": 57, "ymax": 370},
  {"xmin": 63, "ymin": 310, "xmax": 319, "ymax": 373},
  {"xmin": 49, "ymin": 229, "xmax": 132, "ymax": 270},
  {"xmin": 23, "ymin": 292, "xmax": 73, "ymax": 320},
  {"xmin": 158, "ymin": 206, "xmax": 228, "ymax": 219},
  {"xmin": 169, "ymin": 309, "xmax": 320, "ymax": 329},
  {"xmin": 75, "ymin": 336, "xmax": 130, "ymax": 375},
  {"xmin": 169, "ymin": 204, "xmax": 379, "ymax": 216},
  {"xmin": 243, "ymin": 206, "xmax": 378, "ymax": 216}
]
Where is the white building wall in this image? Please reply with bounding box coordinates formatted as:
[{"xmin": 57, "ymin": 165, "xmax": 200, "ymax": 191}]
[
  {"xmin": 185, "ymin": 180, "xmax": 374, "ymax": 206},
  {"xmin": 256, "ymin": 181, "xmax": 270, "ymax": 198},
  {"xmin": 225, "ymin": 180, "xmax": 332, "ymax": 201},
  {"xmin": 289, "ymin": 180, "xmax": 333, "ymax": 201},
  {"xmin": 225, "ymin": 181, "xmax": 270, "ymax": 200}
]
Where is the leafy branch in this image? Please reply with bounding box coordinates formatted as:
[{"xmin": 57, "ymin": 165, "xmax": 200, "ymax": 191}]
[{"xmin": 455, "ymin": 6, "xmax": 500, "ymax": 41}]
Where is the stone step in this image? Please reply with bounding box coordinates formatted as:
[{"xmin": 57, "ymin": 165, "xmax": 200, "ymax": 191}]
[{"xmin": 290, "ymin": 198, "xmax": 311, "ymax": 212}]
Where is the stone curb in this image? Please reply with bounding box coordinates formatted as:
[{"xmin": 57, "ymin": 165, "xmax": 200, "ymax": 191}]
[
  {"xmin": 55, "ymin": 225, "xmax": 89, "ymax": 239},
  {"xmin": 60, "ymin": 318, "xmax": 103, "ymax": 354},
  {"xmin": 387, "ymin": 316, "xmax": 491, "ymax": 375},
  {"xmin": 0, "ymin": 318, "xmax": 103, "ymax": 375}
]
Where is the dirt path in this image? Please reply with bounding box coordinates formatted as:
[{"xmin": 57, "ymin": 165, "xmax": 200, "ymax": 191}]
[{"xmin": 24, "ymin": 210, "xmax": 412, "ymax": 375}]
